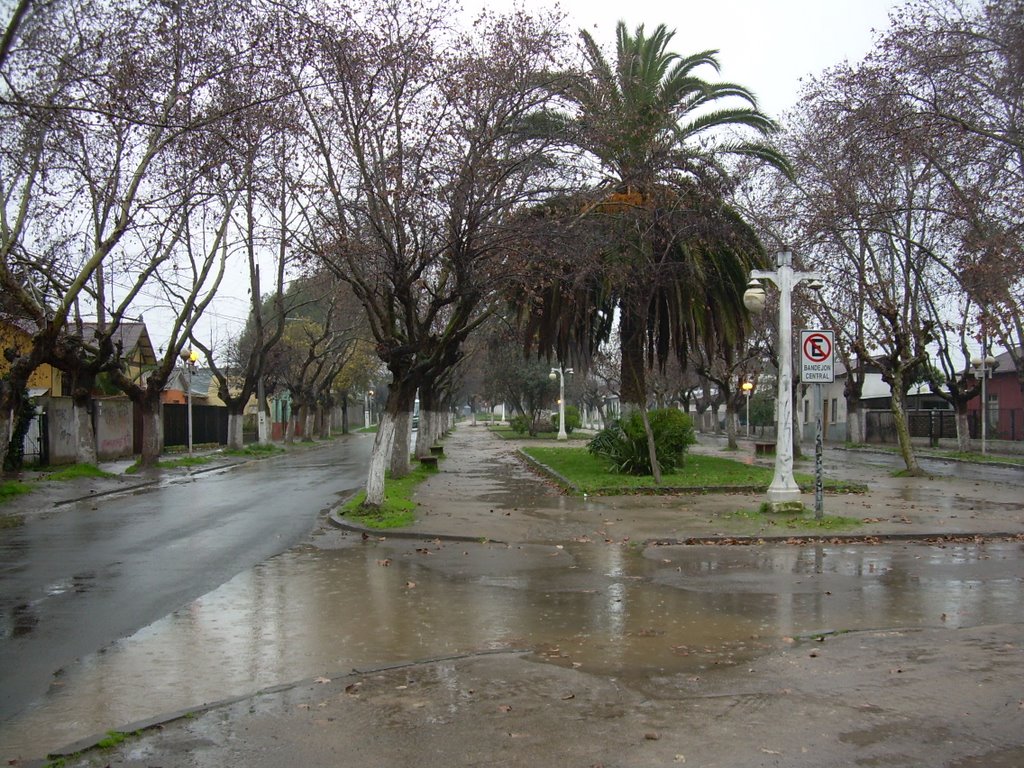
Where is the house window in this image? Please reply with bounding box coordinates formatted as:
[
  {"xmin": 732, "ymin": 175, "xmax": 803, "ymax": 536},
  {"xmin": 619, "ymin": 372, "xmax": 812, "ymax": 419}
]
[
  {"xmin": 830, "ymin": 399, "xmax": 837, "ymax": 423},
  {"xmin": 987, "ymin": 394, "xmax": 999, "ymax": 429}
]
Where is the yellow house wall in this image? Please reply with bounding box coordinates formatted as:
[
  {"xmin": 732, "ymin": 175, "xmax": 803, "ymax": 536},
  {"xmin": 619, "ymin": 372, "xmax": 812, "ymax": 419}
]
[{"xmin": 0, "ymin": 323, "xmax": 63, "ymax": 396}]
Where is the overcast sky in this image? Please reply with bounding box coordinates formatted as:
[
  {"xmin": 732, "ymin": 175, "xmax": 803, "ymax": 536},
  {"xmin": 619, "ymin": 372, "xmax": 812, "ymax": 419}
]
[{"xmin": 463, "ymin": 0, "xmax": 903, "ymax": 119}]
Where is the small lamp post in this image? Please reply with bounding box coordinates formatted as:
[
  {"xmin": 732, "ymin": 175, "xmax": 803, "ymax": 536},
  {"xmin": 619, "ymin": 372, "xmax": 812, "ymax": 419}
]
[
  {"xmin": 179, "ymin": 348, "xmax": 199, "ymax": 456},
  {"xmin": 971, "ymin": 349, "xmax": 998, "ymax": 455},
  {"xmin": 549, "ymin": 365, "xmax": 574, "ymax": 441},
  {"xmin": 741, "ymin": 380, "xmax": 754, "ymax": 437},
  {"xmin": 744, "ymin": 251, "xmax": 823, "ymax": 509},
  {"xmin": 365, "ymin": 389, "xmax": 375, "ymax": 428}
]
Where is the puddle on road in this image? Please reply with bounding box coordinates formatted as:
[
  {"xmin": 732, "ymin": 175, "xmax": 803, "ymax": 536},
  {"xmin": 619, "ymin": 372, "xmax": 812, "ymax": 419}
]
[{"xmin": 3, "ymin": 538, "xmax": 1023, "ymax": 757}]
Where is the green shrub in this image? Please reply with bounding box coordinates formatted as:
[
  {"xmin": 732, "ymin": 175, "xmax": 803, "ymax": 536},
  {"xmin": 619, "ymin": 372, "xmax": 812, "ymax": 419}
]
[
  {"xmin": 509, "ymin": 415, "xmax": 531, "ymax": 435},
  {"xmin": 587, "ymin": 408, "xmax": 695, "ymax": 475},
  {"xmin": 551, "ymin": 405, "xmax": 581, "ymax": 434}
]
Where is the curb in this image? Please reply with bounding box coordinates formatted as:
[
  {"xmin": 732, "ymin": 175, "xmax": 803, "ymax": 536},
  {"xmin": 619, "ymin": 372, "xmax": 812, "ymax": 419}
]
[
  {"xmin": 646, "ymin": 532, "xmax": 1024, "ymax": 547},
  {"xmin": 327, "ymin": 510, "xmax": 505, "ymax": 545}
]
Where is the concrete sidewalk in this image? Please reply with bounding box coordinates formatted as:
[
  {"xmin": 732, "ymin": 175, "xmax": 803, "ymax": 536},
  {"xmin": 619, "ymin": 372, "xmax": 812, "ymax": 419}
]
[{"xmin": 362, "ymin": 425, "xmax": 1024, "ymax": 544}]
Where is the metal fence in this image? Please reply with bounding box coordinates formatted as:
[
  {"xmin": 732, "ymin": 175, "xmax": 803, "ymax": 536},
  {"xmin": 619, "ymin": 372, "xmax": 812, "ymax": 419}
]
[{"xmin": 866, "ymin": 408, "xmax": 1023, "ymax": 444}]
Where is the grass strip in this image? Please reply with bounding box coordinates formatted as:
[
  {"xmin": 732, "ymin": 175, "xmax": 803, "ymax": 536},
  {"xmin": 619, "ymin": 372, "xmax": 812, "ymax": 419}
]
[
  {"xmin": 125, "ymin": 456, "xmax": 212, "ymax": 474},
  {"xmin": 848, "ymin": 444, "xmax": 1024, "ymax": 466},
  {"xmin": 41, "ymin": 464, "xmax": 115, "ymax": 481},
  {"xmin": 488, "ymin": 426, "xmax": 589, "ymax": 441},
  {"xmin": 0, "ymin": 480, "xmax": 33, "ymax": 506},
  {"xmin": 522, "ymin": 446, "xmax": 866, "ymax": 495},
  {"xmin": 341, "ymin": 461, "xmax": 438, "ymax": 529},
  {"xmin": 223, "ymin": 444, "xmax": 284, "ymax": 458},
  {"xmin": 725, "ymin": 506, "xmax": 863, "ymax": 533}
]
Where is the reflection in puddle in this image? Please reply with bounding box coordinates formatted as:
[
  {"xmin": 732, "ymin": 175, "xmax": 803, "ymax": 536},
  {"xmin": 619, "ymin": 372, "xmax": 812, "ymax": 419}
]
[{"xmin": 3, "ymin": 539, "xmax": 1023, "ymax": 757}]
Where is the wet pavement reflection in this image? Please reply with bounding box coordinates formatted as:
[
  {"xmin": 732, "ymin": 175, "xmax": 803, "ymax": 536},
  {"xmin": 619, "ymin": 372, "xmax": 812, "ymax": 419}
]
[{"xmin": 3, "ymin": 536, "xmax": 1024, "ymax": 757}]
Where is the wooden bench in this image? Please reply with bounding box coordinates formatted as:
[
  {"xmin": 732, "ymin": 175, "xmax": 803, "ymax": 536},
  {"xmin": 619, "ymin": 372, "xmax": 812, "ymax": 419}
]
[
  {"xmin": 754, "ymin": 441, "xmax": 776, "ymax": 456},
  {"xmin": 419, "ymin": 456, "xmax": 439, "ymax": 469},
  {"xmin": 429, "ymin": 445, "xmax": 445, "ymax": 457}
]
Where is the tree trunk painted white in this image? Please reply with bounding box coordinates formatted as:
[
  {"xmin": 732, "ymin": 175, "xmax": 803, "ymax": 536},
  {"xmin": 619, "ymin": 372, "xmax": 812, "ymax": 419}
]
[
  {"xmin": 226, "ymin": 411, "xmax": 245, "ymax": 450},
  {"xmin": 284, "ymin": 407, "xmax": 296, "ymax": 444},
  {"xmin": 955, "ymin": 407, "xmax": 971, "ymax": 452},
  {"xmin": 138, "ymin": 405, "xmax": 163, "ymax": 467},
  {"xmin": 390, "ymin": 410, "xmax": 412, "ymax": 477},
  {"xmin": 257, "ymin": 380, "xmax": 269, "ymax": 445},
  {"xmin": 304, "ymin": 408, "xmax": 316, "ymax": 442},
  {"xmin": 414, "ymin": 409, "xmax": 433, "ymax": 458},
  {"xmin": 365, "ymin": 412, "xmax": 396, "ymax": 507},
  {"xmin": 74, "ymin": 400, "xmax": 98, "ymax": 465},
  {"xmin": 846, "ymin": 399, "xmax": 864, "ymax": 444}
]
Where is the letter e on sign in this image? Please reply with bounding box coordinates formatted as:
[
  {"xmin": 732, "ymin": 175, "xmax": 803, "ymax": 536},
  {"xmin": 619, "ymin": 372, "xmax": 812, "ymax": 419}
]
[{"xmin": 800, "ymin": 330, "xmax": 835, "ymax": 383}]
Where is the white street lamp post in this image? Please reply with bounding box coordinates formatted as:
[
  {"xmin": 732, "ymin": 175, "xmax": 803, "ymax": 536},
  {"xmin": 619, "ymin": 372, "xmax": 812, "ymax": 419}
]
[
  {"xmin": 549, "ymin": 365, "xmax": 574, "ymax": 441},
  {"xmin": 971, "ymin": 349, "xmax": 997, "ymax": 455},
  {"xmin": 744, "ymin": 251, "xmax": 823, "ymax": 509},
  {"xmin": 742, "ymin": 380, "xmax": 753, "ymax": 437},
  {"xmin": 179, "ymin": 348, "xmax": 199, "ymax": 457}
]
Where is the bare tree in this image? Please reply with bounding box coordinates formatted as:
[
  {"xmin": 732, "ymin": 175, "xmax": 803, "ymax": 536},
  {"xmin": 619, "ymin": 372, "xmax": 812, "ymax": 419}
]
[
  {"xmin": 293, "ymin": 0, "xmax": 566, "ymax": 506},
  {"xmin": 1, "ymin": 0, "xmax": 278, "ymax": 465},
  {"xmin": 874, "ymin": 0, "xmax": 1023, "ymax": 414}
]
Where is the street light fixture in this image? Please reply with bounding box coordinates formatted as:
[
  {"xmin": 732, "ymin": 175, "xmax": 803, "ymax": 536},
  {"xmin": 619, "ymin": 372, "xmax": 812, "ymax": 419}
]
[
  {"xmin": 743, "ymin": 251, "xmax": 823, "ymax": 510},
  {"xmin": 549, "ymin": 365, "xmax": 574, "ymax": 441},
  {"xmin": 179, "ymin": 348, "xmax": 199, "ymax": 457},
  {"xmin": 741, "ymin": 380, "xmax": 754, "ymax": 437},
  {"xmin": 365, "ymin": 389, "xmax": 375, "ymax": 428},
  {"xmin": 971, "ymin": 350, "xmax": 998, "ymax": 455}
]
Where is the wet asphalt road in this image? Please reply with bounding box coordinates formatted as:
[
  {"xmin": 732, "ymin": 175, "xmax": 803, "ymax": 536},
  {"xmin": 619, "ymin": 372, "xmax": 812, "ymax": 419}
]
[{"xmin": 0, "ymin": 436, "xmax": 373, "ymax": 725}]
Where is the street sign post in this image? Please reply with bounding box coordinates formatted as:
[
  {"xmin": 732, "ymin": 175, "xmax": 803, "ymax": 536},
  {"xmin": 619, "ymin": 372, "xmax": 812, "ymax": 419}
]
[
  {"xmin": 800, "ymin": 330, "xmax": 835, "ymax": 383},
  {"xmin": 801, "ymin": 330, "xmax": 834, "ymax": 519}
]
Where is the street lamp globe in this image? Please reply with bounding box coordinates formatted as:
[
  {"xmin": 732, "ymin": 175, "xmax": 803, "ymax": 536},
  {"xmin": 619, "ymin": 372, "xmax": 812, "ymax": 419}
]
[
  {"xmin": 970, "ymin": 354, "xmax": 996, "ymax": 369},
  {"xmin": 549, "ymin": 370, "xmax": 557, "ymax": 381},
  {"xmin": 743, "ymin": 280, "xmax": 766, "ymax": 314}
]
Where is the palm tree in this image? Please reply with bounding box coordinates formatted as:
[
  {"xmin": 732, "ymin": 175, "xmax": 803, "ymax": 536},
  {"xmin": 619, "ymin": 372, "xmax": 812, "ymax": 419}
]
[{"xmin": 525, "ymin": 23, "xmax": 789, "ymax": 414}]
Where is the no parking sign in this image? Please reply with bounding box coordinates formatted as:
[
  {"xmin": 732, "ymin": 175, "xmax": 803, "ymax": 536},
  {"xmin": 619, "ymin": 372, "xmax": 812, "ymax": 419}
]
[{"xmin": 800, "ymin": 330, "xmax": 835, "ymax": 383}]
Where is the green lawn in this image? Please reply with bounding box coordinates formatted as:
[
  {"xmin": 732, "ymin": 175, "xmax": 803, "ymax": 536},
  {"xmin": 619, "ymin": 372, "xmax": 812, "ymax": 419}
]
[{"xmin": 522, "ymin": 446, "xmax": 866, "ymax": 495}]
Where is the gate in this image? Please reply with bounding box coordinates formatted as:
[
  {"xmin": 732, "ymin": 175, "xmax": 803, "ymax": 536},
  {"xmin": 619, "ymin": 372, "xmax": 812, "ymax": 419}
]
[{"xmin": 163, "ymin": 404, "xmax": 228, "ymax": 447}]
